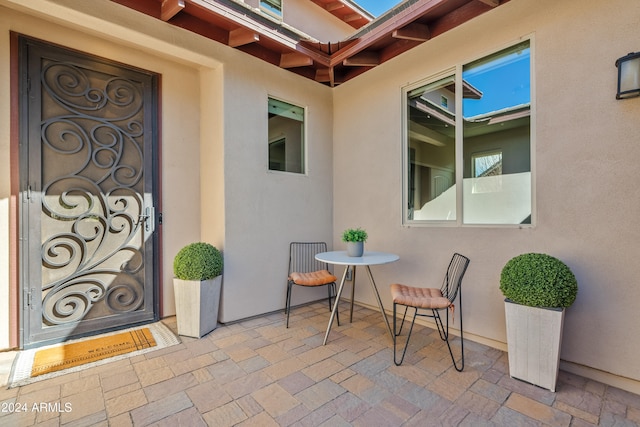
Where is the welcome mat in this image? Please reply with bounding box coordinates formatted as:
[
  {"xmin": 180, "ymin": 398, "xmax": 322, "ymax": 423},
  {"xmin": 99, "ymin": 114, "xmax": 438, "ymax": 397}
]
[
  {"xmin": 31, "ymin": 327, "xmax": 156, "ymax": 377},
  {"xmin": 8, "ymin": 322, "xmax": 180, "ymax": 388}
]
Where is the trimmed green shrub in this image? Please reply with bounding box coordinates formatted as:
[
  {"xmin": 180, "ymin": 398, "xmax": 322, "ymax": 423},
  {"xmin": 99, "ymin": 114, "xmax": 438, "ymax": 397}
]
[
  {"xmin": 342, "ymin": 227, "xmax": 368, "ymax": 242},
  {"xmin": 173, "ymin": 242, "xmax": 223, "ymax": 280},
  {"xmin": 500, "ymin": 253, "xmax": 577, "ymax": 308}
]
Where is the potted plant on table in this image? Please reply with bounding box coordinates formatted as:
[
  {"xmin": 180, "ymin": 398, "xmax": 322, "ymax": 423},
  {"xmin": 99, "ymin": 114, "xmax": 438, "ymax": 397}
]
[
  {"xmin": 342, "ymin": 227, "xmax": 368, "ymax": 257},
  {"xmin": 173, "ymin": 242, "xmax": 224, "ymax": 338},
  {"xmin": 500, "ymin": 253, "xmax": 578, "ymax": 391}
]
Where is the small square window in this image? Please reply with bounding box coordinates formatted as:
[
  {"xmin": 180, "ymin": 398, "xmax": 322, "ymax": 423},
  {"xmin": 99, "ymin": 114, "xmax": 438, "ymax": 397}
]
[{"xmin": 268, "ymin": 97, "xmax": 305, "ymax": 174}]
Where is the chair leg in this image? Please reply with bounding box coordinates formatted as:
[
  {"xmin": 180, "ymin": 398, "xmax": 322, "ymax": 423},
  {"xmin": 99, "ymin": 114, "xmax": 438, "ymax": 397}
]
[
  {"xmin": 432, "ymin": 306, "xmax": 464, "ymax": 372},
  {"xmin": 393, "ymin": 304, "xmax": 464, "ymax": 371},
  {"xmin": 393, "ymin": 303, "xmax": 418, "ymax": 366},
  {"xmin": 285, "ymin": 282, "xmax": 291, "ymax": 315},
  {"xmin": 286, "ymin": 282, "xmax": 293, "ymax": 328},
  {"xmin": 396, "ymin": 305, "xmax": 409, "ymax": 336},
  {"xmin": 286, "ymin": 282, "xmax": 340, "ymax": 329}
]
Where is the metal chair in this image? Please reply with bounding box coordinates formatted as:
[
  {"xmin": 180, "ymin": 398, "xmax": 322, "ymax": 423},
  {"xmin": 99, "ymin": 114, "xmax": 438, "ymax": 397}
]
[
  {"xmin": 390, "ymin": 253, "xmax": 470, "ymax": 370},
  {"xmin": 285, "ymin": 242, "xmax": 339, "ymax": 328}
]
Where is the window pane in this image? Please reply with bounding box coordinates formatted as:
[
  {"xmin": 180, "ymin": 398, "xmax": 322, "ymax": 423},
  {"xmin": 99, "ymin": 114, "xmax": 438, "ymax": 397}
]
[
  {"xmin": 462, "ymin": 41, "xmax": 531, "ymax": 224},
  {"xmin": 406, "ymin": 76, "xmax": 457, "ymax": 221},
  {"xmin": 473, "ymin": 151, "xmax": 502, "ymax": 178},
  {"xmin": 268, "ymin": 98, "xmax": 305, "ymax": 174},
  {"xmin": 260, "ymin": 0, "xmax": 282, "ymax": 17}
]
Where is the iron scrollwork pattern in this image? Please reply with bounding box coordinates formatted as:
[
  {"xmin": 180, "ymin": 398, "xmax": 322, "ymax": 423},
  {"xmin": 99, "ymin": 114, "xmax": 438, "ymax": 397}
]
[{"xmin": 39, "ymin": 60, "xmax": 147, "ymax": 326}]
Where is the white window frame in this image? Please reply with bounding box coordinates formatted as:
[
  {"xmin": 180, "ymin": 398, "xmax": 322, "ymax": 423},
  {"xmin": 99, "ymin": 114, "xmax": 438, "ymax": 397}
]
[
  {"xmin": 402, "ymin": 37, "xmax": 535, "ymax": 228},
  {"xmin": 260, "ymin": 0, "xmax": 283, "ymax": 19},
  {"xmin": 267, "ymin": 96, "xmax": 307, "ymax": 175}
]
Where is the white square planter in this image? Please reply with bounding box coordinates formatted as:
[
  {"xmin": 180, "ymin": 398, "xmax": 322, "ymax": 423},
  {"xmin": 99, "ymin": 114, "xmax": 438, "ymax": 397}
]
[
  {"xmin": 504, "ymin": 300, "xmax": 565, "ymax": 392},
  {"xmin": 174, "ymin": 275, "xmax": 222, "ymax": 338}
]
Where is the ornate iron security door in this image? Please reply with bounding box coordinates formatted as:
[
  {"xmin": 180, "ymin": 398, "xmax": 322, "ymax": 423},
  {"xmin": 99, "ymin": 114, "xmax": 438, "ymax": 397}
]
[{"xmin": 19, "ymin": 37, "xmax": 160, "ymax": 348}]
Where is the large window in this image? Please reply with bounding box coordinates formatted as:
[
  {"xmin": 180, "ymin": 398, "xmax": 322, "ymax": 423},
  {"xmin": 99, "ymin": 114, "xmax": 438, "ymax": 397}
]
[
  {"xmin": 268, "ymin": 97, "xmax": 305, "ymax": 174},
  {"xmin": 404, "ymin": 40, "xmax": 531, "ymax": 225}
]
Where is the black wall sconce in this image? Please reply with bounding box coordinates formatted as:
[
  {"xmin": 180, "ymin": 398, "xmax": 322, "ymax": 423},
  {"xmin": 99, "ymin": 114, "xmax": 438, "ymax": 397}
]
[{"xmin": 615, "ymin": 52, "xmax": 640, "ymax": 99}]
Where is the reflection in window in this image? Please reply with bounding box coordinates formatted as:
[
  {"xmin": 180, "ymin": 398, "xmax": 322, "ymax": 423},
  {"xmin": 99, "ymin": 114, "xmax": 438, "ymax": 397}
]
[
  {"xmin": 404, "ymin": 40, "xmax": 532, "ymax": 225},
  {"xmin": 268, "ymin": 98, "xmax": 305, "ymax": 174},
  {"xmin": 260, "ymin": 0, "xmax": 282, "ymax": 17},
  {"xmin": 406, "ymin": 76, "xmax": 457, "ymax": 221},
  {"xmin": 472, "ymin": 151, "xmax": 502, "ymax": 178},
  {"xmin": 463, "ymin": 41, "xmax": 530, "ymax": 224}
]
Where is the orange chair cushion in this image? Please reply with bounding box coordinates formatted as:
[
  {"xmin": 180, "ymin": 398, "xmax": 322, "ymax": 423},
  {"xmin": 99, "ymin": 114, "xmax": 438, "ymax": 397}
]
[
  {"xmin": 390, "ymin": 283, "xmax": 451, "ymax": 309},
  {"xmin": 289, "ymin": 270, "xmax": 337, "ymax": 286}
]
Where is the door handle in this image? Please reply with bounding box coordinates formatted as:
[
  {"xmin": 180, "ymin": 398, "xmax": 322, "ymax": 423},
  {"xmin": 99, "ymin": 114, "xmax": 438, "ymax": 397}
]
[
  {"xmin": 138, "ymin": 207, "xmax": 155, "ymax": 233},
  {"xmin": 145, "ymin": 206, "xmax": 155, "ymax": 233}
]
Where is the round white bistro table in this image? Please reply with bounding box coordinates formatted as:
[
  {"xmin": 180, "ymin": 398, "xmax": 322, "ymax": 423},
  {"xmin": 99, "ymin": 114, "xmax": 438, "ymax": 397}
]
[{"xmin": 315, "ymin": 251, "xmax": 399, "ymax": 345}]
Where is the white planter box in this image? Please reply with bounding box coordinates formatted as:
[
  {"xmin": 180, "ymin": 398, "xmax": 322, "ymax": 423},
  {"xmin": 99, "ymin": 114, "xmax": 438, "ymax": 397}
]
[
  {"xmin": 174, "ymin": 275, "xmax": 222, "ymax": 338},
  {"xmin": 504, "ymin": 299, "xmax": 564, "ymax": 392}
]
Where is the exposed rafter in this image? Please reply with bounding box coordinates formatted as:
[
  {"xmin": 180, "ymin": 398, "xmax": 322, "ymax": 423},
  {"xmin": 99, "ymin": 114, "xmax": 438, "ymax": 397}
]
[
  {"xmin": 393, "ymin": 23, "xmax": 430, "ymax": 42},
  {"xmin": 160, "ymin": 0, "xmax": 184, "ymax": 21},
  {"xmin": 325, "ymin": 2, "xmax": 344, "ymax": 12},
  {"xmin": 343, "ymin": 13, "xmax": 363, "ymax": 23},
  {"xmin": 309, "ymin": 0, "xmax": 373, "ymax": 29},
  {"xmin": 280, "ymin": 52, "xmax": 313, "ymax": 68},
  {"xmin": 109, "ymin": 0, "xmax": 510, "ymax": 87},
  {"xmin": 315, "ymin": 67, "xmax": 333, "ymax": 83},
  {"xmin": 228, "ymin": 27, "xmax": 259, "ymax": 47},
  {"xmin": 343, "ymin": 51, "xmax": 379, "ymax": 67}
]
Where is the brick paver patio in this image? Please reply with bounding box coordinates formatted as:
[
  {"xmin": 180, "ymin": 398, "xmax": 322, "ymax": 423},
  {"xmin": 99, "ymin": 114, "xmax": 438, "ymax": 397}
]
[{"xmin": 1, "ymin": 302, "xmax": 639, "ymax": 426}]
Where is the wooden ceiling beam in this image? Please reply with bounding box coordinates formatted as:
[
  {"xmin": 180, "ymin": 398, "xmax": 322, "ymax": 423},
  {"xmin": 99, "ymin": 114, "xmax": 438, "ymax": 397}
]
[
  {"xmin": 113, "ymin": 0, "xmax": 509, "ymax": 87},
  {"xmin": 325, "ymin": 2, "xmax": 345, "ymax": 12},
  {"xmin": 429, "ymin": 0, "xmax": 498, "ymax": 39},
  {"xmin": 228, "ymin": 28, "xmax": 260, "ymax": 47},
  {"xmin": 379, "ymin": 38, "xmax": 422, "ymax": 63},
  {"xmin": 161, "ymin": 0, "xmax": 184, "ymax": 21},
  {"xmin": 343, "ymin": 51, "xmax": 379, "ymax": 67},
  {"xmin": 393, "ymin": 23, "xmax": 430, "ymax": 42},
  {"xmin": 329, "ymin": 0, "xmax": 450, "ymax": 66},
  {"xmin": 343, "ymin": 13, "xmax": 362, "ymax": 23},
  {"xmin": 477, "ymin": 0, "xmax": 500, "ymax": 6},
  {"xmin": 280, "ymin": 52, "xmax": 313, "ymax": 68},
  {"xmin": 315, "ymin": 68, "xmax": 333, "ymax": 83}
]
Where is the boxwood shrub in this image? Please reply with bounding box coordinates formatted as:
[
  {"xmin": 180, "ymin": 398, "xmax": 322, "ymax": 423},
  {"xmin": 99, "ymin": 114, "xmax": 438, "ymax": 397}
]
[
  {"xmin": 500, "ymin": 253, "xmax": 577, "ymax": 308},
  {"xmin": 173, "ymin": 242, "xmax": 223, "ymax": 280}
]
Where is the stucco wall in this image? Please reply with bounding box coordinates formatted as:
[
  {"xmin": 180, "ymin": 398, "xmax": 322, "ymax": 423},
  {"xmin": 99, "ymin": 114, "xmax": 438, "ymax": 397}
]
[
  {"xmin": 283, "ymin": 0, "xmax": 356, "ymax": 42},
  {"xmin": 217, "ymin": 52, "xmax": 334, "ymax": 322},
  {"xmin": 332, "ymin": 0, "xmax": 640, "ymax": 390},
  {"xmin": 0, "ymin": 0, "xmax": 334, "ymax": 348},
  {"xmin": 240, "ymin": 0, "xmax": 356, "ymax": 41}
]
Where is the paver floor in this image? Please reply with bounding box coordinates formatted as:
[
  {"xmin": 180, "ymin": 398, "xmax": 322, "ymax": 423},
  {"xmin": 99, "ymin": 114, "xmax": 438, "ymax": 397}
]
[{"xmin": 1, "ymin": 302, "xmax": 639, "ymax": 426}]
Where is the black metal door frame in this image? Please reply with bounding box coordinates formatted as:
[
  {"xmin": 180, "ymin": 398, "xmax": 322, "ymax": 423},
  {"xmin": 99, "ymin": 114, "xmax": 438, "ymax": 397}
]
[{"xmin": 18, "ymin": 35, "xmax": 161, "ymax": 348}]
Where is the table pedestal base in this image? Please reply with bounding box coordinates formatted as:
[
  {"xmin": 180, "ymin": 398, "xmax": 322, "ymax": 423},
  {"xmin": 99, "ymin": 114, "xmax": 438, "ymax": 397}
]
[{"xmin": 323, "ymin": 265, "xmax": 393, "ymax": 345}]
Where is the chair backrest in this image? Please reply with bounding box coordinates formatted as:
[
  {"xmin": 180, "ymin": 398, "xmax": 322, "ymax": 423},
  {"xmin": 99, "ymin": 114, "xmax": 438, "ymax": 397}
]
[
  {"xmin": 289, "ymin": 242, "xmax": 330, "ymax": 274},
  {"xmin": 440, "ymin": 253, "xmax": 470, "ymax": 302}
]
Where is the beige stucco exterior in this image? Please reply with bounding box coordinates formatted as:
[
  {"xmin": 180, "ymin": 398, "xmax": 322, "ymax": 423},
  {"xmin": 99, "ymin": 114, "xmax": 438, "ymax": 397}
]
[
  {"xmin": 0, "ymin": 0, "xmax": 639, "ymax": 394},
  {"xmin": 239, "ymin": 0, "xmax": 360, "ymax": 41},
  {"xmin": 333, "ymin": 0, "xmax": 640, "ymax": 392}
]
